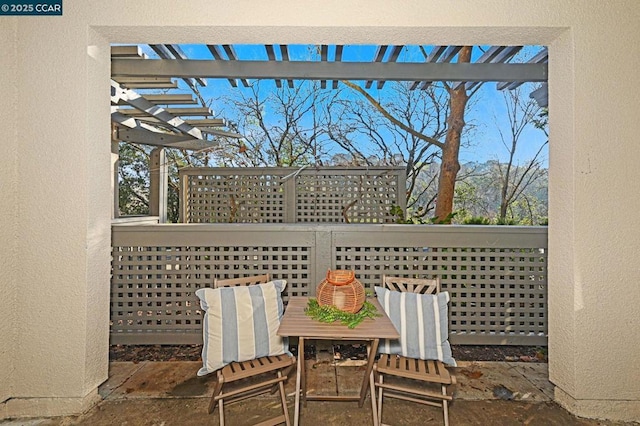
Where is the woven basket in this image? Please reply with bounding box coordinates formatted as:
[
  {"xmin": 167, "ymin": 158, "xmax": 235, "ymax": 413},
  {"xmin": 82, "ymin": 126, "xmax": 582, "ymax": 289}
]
[{"xmin": 316, "ymin": 269, "xmax": 365, "ymax": 314}]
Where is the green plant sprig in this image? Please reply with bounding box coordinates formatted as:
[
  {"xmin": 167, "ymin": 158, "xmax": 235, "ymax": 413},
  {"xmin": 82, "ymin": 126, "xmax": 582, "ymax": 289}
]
[{"xmin": 304, "ymin": 298, "xmax": 381, "ymax": 328}]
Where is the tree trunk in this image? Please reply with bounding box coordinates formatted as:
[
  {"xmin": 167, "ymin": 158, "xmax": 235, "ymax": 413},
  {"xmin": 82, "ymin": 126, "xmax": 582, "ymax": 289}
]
[{"xmin": 434, "ymin": 46, "xmax": 471, "ymax": 223}]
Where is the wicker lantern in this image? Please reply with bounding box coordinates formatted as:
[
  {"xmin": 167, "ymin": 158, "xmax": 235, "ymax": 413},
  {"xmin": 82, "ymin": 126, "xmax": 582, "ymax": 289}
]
[{"xmin": 316, "ymin": 269, "xmax": 365, "ymax": 314}]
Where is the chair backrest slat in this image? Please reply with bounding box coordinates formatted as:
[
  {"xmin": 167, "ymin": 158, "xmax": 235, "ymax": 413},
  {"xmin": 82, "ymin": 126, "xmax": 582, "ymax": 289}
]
[
  {"xmin": 214, "ymin": 273, "xmax": 270, "ymax": 288},
  {"xmin": 382, "ymin": 275, "xmax": 440, "ymax": 294}
]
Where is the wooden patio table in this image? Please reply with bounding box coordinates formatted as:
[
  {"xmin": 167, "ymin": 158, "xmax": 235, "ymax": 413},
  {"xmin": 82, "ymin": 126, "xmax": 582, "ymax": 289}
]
[{"xmin": 277, "ymin": 296, "xmax": 399, "ymax": 426}]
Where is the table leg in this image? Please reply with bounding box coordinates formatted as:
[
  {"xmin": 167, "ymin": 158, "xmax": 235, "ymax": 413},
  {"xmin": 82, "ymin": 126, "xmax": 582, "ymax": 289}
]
[
  {"xmin": 294, "ymin": 336, "xmax": 304, "ymax": 426},
  {"xmin": 300, "ymin": 337, "xmax": 307, "ymax": 407},
  {"xmin": 358, "ymin": 338, "xmax": 379, "ymax": 407}
]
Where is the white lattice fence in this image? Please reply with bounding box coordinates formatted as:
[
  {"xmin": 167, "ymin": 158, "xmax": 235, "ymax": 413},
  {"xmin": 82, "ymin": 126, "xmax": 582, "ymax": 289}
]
[{"xmin": 179, "ymin": 167, "xmax": 406, "ymax": 224}]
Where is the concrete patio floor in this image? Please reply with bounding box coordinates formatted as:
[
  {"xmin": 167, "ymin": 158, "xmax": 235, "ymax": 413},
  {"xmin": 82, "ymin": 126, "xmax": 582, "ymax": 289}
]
[{"xmin": 2, "ymin": 359, "xmax": 636, "ymax": 426}]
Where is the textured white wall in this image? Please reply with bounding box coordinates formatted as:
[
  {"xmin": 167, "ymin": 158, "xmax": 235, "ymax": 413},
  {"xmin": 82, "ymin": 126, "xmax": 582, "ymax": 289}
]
[
  {"xmin": 84, "ymin": 27, "xmax": 113, "ymax": 398},
  {"xmin": 0, "ymin": 19, "xmax": 18, "ymax": 411},
  {"xmin": 1, "ymin": 0, "xmax": 639, "ymax": 420},
  {"xmin": 1, "ymin": 5, "xmax": 110, "ymax": 417},
  {"xmin": 554, "ymin": 6, "xmax": 640, "ymax": 419}
]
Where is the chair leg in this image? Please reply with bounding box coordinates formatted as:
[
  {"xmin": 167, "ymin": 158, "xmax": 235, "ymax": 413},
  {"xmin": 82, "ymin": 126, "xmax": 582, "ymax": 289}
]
[
  {"xmin": 269, "ymin": 363, "xmax": 295, "ymax": 395},
  {"xmin": 219, "ymin": 397, "xmax": 225, "ymax": 426},
  {"xmin": 278, "ymin": 371, "xmax": 291, "ymax": 426},
  {"xmin": 377, "ymin": 374, "xmax": 384, "ymax": 425},
  {"xmin": 208, "ymin": 378, "xmax": 224, "ymax": 414},
  {"xmin": 442, "ymin": 385, "xmax": 449, "ymax": 426}
]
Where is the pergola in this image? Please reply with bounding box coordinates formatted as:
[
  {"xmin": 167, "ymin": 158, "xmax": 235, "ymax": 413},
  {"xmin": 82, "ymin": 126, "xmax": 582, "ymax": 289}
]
[{"xmin": 110, "ymin": 44, "xmax": 548, "ymax": 151}]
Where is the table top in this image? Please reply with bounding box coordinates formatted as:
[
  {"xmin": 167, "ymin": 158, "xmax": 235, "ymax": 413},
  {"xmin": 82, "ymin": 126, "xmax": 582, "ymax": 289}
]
[{"xmin": 277, "ymin": 296, "xmax": 399, "ymax": 340}]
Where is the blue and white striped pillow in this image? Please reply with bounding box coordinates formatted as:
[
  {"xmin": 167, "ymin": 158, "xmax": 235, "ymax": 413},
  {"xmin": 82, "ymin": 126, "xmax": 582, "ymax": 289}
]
[
  {"xmin": 196, "ymin": 280, "xmax": 288, "ymax": 376},
  {"xmin": 375, "ymin": 286, "xmax": 456, "ymax": 366}
]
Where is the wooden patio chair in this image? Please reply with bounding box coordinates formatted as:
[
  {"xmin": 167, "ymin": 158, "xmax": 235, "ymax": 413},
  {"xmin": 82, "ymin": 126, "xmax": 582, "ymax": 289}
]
[
  {"xmin": 198, "ymin": 274, "xmax": 295, "ymax": 426},
  {"xmin": 213, "ymin": 273, "xmax": 271, "ymax": 288},
  {"xmin": 372, "ymin": 275, "xmax": 457, "ymax": 426}
]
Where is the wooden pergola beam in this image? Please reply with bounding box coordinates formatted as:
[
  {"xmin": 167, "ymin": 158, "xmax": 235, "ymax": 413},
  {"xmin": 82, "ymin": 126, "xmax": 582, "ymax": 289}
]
[
  {"xmin": 117, "ymin": 107, "xmax": 213, "ymax": 117},
  {"xmin": 112, "ymin": 59, "xmax": 547, "ymax": 83},
  {"xmin": 114, "ymin": 126, "xmax": 216, "ymax": 150},
  {"xmin": 111, "ymin": 80, "xmax": 203, "ymax": 139}
]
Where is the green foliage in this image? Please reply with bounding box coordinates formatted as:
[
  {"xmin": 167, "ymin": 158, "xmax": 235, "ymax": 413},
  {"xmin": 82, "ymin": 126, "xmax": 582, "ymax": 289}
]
[
  {"xmin": 391, "ymin": 205, "xmax": 461, "ymax": 225},
  {"xmin": 390, "ymin": 204, "xmax": 405, "ymax": 223},
  {"xmin": 118, "ymin": 143, "xmax": 151, "ymax": 216},
  {"xmin": 462, "ymin": 216, "xmax": 492, "ymax": 225},
  {"xmin": 304, "ymin": 298, "xmax": 381, "ymax": 328},
  {"xmin": 390, "ymin": 205, "xmax": 430, "ymax": 224},
  {"xmin": 495, "ymin": 217, "xmax": 518, "ymax": 225},
  {"xmin": 430, "ymin": 212, "xmax": 457, "ymax": 224},
  {"xmin": 391, "ymin": 205, "xmax": 465, "ymax": 225},
  {"xmin": 118, "ymin": 143, "xmax": 215, "ymax": 222},
  {"xmin": 451, "ymin": 161, "xmax": 548, "ymax": 225},
  {"xmin": 533, "ymin": 108, "xmax": 549, "ymax": 134},
  {"xmin": 453, "ymin": 182, "xmax": 483, "ymax": 219}
]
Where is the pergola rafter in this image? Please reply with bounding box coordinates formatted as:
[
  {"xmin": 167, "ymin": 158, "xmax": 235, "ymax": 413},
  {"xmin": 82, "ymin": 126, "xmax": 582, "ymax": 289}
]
[
  {"xmin": 110, "ymin": 79, "xmax": 205, "ymax": 142},
  {"xmin": 110, "ymin": 43, "xmax": 549, "ymax": 151}
]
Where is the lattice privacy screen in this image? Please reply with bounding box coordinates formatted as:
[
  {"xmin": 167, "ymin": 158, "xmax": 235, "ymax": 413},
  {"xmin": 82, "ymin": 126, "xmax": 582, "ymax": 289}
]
[
  {"xmin": 111, "ymin": 225, "xmax": 548, "ymax": 346},
  {"xmin": 334, "ymin": 243, "xmax": 547, "ymax": 345},
  {"xmin": 111, "ymin": 244, "xmax": 312, "ymax": 344},
  {"xmin": 179, "ymin": 167, "xmax": 406, "ymax": 224}
]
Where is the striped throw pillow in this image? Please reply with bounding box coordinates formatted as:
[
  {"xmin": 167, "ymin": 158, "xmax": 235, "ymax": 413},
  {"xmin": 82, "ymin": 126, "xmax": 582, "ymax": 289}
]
[
  {"xmin": 375, "ymin": 286, "xmax": 456, "ymax": 366},
  {"xmin": 195, "ymin": 280, "xmax": 288, "ymax": 376}
]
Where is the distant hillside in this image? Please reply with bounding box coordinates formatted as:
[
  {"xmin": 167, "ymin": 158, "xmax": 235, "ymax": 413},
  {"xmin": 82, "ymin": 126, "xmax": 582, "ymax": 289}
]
[
  {"xmin": 456, "ymin": 160, "xmax": 548, "ymax": 225},
  {"xmin": 407, "ymin": 160, "xmax": 548, "ymax": 225}
]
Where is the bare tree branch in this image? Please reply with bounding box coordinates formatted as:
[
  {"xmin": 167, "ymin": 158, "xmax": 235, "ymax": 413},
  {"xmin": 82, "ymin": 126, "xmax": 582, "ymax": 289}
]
[{"xmin": 341, "ymin": 80, "xmax": 445, "ymax": 149}]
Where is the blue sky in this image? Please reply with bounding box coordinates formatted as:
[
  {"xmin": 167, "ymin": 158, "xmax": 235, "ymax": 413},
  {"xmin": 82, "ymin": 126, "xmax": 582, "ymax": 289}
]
[
  {"xmin": 462, "ymin": 81, "xmax": 547, "ymax": 166},
  {"xmin": 136, "ymin": 44, "xmax": 548, "ymax": 167}
]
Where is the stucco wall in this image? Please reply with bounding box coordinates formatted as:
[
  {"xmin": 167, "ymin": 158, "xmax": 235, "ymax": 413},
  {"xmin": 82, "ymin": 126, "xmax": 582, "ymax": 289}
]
[
  {"xmin": 1, "ymin": 0, "xmax": 639, "ymax": 421},
  {"xmin": 561, "ymin": 5, "xmax": 640, "ymax": 417},
  {"xmin": 0, "ymin": 19, "xmax": 18, "ymax": 410},
  {"xmin": 0, "ymin": 5, "xmax": 107, "ymax": 416}
]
